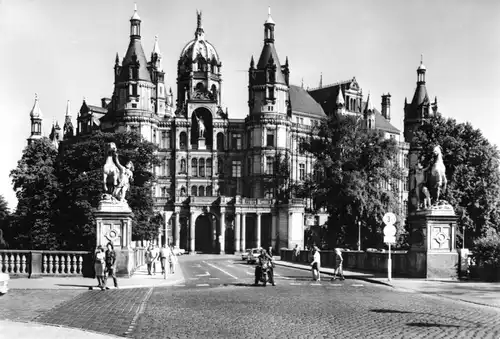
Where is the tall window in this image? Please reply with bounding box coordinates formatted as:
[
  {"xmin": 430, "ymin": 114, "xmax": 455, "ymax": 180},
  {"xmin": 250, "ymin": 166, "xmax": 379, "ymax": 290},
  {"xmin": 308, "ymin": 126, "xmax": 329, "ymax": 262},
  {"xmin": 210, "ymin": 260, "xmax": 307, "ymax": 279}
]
[
  {"xmin": 161, "ymin": 187, "xmax": 167, "ymax": 197},
  {"xmin": 232, "ymin": 134, "xmax": 241, "ymax": 150},
  {"xmin": 266, "ymin": 132, "xmax": 274, "ymax": 147},
  {"xmin": 199, "ymin": 158, "xmax": 205, "ymax": 177},
  {"xmin": 247, "ymin": 158, "xmax": 252, "ymax": 176},
  {"xmin": 207, "ymin": 158, "xmax": 212, "ymax": 176},
  {"xmin": 198, "ymin": 186, "xmax": 205, "ymax": 197},
  {"xmin": 161, "ymin": 131, "xmax": 167, "ymax": 148},
  {"xmin": 180, "ymin": 158, "xmax": 186, "ymax": 174},
  {"xmin": 206, "ymin": 185, "xmax": 213, "ymax": 197},
  {"xmin": 217, "ymin": 132, "xmax": 224, "ymax": 150},
  {"xmin": 179, "ymin": 132, "xmax": 187, "ymax": 150},
  {"xmin": 166, "ymin": 131, "xmax": 171, "ymax": 149},
  {"xmin": 299, "ymin": 163, "xmax": 305, "ymax": 180},
  {"xmin": 232, "ymin": 161, "xmax": 242, "ymax": 178},
  {"xmin": 161, "ymin": 158, "xmax": 166, "ymax": 176},
  {"xmin": 404, "ymin": 177, "xmax": 409, "ymax": 191},
  {"xmin": 266, "ymin": 156, "xmax": 274, "ymax": 175},
  {"xmin": 217, "ymin": 157, "xmax": 223, "ymax": 174},
  {"xmin": 191, "ymin": 186, "xmax": 197, "ymax": 196},
  {"xmin": 404, "ymin": 154, "xmax": 410, "ymax": 169},
  {"xmin": 165, "ymin": 158, "xmax": 170, "ymax": 176},
  {"xmin": 192, "ymin": 158, "xmax": 198, "ymax": 176}
]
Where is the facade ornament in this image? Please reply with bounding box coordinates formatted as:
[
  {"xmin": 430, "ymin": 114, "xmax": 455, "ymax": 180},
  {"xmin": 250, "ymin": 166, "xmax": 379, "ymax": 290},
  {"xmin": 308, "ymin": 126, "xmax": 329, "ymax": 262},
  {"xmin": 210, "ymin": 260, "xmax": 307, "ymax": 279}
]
[{"xmin": 102, "ymin": 142, "xmax": 134, "ymax": 203}]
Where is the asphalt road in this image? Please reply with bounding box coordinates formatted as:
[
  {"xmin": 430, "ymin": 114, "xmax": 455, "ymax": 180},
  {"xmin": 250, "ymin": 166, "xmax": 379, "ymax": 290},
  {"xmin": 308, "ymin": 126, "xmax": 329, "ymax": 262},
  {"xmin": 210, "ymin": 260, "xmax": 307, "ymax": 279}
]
[{"xmin": 3, "ymin": 255, "xmax": 500, "ymax": 339}]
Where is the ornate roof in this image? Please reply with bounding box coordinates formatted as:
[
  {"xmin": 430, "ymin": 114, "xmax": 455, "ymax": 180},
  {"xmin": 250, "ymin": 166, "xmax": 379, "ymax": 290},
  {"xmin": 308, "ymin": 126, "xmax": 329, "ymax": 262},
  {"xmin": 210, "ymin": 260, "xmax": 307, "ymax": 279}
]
[
  {"xmin": 179, "ymin": 11, "xmax": 220, "ymax": 65},
  {"xmin": 30, "ymin": 93, "xmax": 43, "ymax": 119}
]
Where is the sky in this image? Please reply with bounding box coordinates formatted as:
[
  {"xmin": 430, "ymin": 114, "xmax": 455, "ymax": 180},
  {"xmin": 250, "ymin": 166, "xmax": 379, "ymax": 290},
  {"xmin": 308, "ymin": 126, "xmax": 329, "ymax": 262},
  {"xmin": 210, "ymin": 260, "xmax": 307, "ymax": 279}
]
[{"xmin": 1, "ymin": 0, "xmax": 499, "ymax": 211}]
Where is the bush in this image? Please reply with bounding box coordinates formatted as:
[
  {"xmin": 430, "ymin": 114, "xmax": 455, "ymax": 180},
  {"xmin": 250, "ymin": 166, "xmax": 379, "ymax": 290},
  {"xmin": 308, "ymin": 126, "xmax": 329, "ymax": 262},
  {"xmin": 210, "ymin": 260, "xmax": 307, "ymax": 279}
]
[{"xmin": 472, "ymin": 228, "xmax": 500, "ymax": 281}]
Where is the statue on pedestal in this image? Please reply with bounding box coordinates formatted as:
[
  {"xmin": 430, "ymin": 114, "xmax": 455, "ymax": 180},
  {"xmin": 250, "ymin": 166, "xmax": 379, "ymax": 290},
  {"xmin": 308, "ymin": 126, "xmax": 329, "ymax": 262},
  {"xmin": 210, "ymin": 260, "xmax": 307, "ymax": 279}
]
[
  {"xmin": 196, "ymin": 114, "xmax": 205, "ymax": 138},
  {"xmin": 102, "ymin": 142, "xmax": 134, "ymax": 203},
  {"xmin": 412, "ymin": 144, "xmax": 449, "ymax": 211}
]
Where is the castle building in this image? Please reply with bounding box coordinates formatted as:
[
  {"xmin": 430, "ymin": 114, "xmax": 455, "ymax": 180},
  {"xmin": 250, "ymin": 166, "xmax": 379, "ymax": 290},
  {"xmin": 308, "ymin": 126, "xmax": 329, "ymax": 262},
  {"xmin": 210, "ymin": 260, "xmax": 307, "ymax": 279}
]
[{"xmin": 28, "ymin": 7, "xmax": 415, "ymax": 253}]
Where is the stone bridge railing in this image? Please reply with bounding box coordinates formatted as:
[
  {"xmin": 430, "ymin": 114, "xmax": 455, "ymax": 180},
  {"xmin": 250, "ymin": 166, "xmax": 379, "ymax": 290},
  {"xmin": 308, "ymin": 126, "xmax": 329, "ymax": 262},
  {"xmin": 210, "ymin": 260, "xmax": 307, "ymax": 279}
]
[{"xmin": 1, "ymin": 248, "xmax": 148, "ymax": 278}]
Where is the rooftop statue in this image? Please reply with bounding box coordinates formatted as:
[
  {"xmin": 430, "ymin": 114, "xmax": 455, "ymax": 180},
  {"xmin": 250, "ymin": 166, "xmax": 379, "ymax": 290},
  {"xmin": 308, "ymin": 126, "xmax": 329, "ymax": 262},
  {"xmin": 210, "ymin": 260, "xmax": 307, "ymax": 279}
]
[{"xmin": 102, "ymin": 142, "xmax": 134, "ymax": 203}]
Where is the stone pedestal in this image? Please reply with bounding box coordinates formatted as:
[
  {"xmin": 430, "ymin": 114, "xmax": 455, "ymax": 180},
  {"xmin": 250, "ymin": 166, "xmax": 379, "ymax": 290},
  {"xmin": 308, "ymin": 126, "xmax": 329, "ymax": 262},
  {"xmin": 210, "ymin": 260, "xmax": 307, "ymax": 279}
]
[
  {"xmin": 198, "ymin": 137, "xmax": 206, "ymax": 150},
  {"xmin": 407, "ymin": 205, "xmax": 458, "ymax": 279},
  {"xmin": 94, "ymin": 199, "xmax": 134, "ymax": 277}
]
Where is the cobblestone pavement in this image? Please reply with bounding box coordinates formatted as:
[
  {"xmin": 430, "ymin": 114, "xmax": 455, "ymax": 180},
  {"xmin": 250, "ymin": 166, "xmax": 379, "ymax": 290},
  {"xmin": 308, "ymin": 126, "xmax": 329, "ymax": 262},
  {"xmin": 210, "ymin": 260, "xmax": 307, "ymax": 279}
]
[
  {"xmin": 35, "ymin": 288, "xmax": 153, "ymax": 337},
  {"xmin": 0, "ymin": 289, "xmax": 86, "ymax": 322},
  {"xmin": 2, "ymin": 256, "xmax": 500, "ymax": 338}
]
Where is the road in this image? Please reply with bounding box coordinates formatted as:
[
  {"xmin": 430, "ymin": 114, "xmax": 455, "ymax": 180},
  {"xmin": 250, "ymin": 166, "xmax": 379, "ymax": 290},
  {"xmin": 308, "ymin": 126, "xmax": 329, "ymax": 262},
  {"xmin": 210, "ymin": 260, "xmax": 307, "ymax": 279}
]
[{"xmin": 3, "ymin": 255, "xmax": 500, "ymax": 339}]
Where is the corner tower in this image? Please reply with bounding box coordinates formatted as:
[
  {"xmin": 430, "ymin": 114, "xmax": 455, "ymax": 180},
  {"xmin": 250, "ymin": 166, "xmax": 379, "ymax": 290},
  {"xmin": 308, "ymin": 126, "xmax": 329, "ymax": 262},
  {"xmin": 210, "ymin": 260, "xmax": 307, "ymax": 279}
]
[{"xmin": 245, "ymin": 8, "xmax": 291, "ymax": 198}]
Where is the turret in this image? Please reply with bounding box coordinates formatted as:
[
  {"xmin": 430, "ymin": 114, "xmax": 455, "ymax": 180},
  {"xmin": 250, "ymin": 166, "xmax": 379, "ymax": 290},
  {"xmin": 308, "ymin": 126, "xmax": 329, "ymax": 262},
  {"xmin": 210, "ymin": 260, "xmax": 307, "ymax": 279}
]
[
  {"xmin": 364, "ymin": 92, "xmax": 375, "ymax": 130},
  {"xmin": 63, "ymin": 100, "xmax": 74, "ymax": 139},
  {"xmin": 335, "ymin": 86, "xmax": 345, "ymax": 114},
  {"xmin": 28, "ymin": 93, "xmax": 43, "ymax": 145}
]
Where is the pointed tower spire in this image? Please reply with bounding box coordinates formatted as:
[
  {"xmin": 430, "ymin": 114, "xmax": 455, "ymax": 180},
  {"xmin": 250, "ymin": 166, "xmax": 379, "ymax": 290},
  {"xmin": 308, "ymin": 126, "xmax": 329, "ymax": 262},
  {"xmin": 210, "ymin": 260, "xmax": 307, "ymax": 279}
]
[
  {"xmin": 30, "ymin": 93, "xmax": 43, "ymax": 119},
  {"xmin": 319, "ymin": 73, "xmax": 323, "ymax": 88},
  {"xmin": 64, "ymin": 100, "xmax": 74, "ymax": 139},
  {"xmin": 336, "ymin": 87, "xmax": 345, "ymax": 106},
  {"xmin": 152, "ymin": 35, "xmax": 161, "ymax": 55},
  {"xmin": 301, "ymin": 78, "xmax": 304, "ymax": 89},
  {"xmin": 250, "ymin": 55, "xmax": 255, "ymax": 69},
  {"xmin": 195, "ymin": 10, "xmax": 205, "ymax": 39},
  {"xmin": 365, "ymin": 92, "xmax": 373, "ymax": 112},
  {"xmin": 65, "ymin": 100, "xmax": 71, "ymax": 117},
  {"xmin": 264, "ymin": 6, "xmax": 276, "ymax": 43},
  {"xmin": 130, "ymin": 4, "xmax": 141, "ymax": 39}
]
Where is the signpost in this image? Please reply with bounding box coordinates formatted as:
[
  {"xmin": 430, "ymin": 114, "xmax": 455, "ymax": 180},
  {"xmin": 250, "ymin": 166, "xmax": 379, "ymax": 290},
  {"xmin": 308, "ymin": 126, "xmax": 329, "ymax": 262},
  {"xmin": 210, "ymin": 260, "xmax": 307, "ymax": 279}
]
[{"xmin": 382, "ymin": 212, "xmax": 397, "ymax": 282}]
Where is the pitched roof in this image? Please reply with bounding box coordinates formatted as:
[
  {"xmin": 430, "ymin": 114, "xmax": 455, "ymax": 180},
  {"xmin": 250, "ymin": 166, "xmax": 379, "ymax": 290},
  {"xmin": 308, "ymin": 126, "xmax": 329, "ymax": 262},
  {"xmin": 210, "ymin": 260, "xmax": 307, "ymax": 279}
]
[
  {"xmin": 289, "ymin": 85, "xmax": 325, "ymax": 117},
  {"xmin": 256, "ymin": 43, "xmax": 286, "ymax": 84},
  {"xmin": 360, "ymin": 101, "xmax": 400, "ymax": 134},
  {"xmin": 307, "ymin": 80, "xmax": 352, "ymax": 115},
  {"xmin": 120, "ymin": 39, "xmax": 152, "ymax": 82}
]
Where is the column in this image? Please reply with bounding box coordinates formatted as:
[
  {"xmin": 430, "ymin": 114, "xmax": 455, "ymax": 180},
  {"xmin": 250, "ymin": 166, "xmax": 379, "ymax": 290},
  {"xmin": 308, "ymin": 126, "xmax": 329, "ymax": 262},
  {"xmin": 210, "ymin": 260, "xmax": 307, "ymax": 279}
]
[
  {"xmin": 175, "ymin": 212, "xmax": 180, "ymax": 249},
  {"xmin": 211, "ymin": 216, "xmax": 217, "ymax": 252},
  {"xmin": 271, "ymin": 212, "xmax": 277, "ymax": 250},
  {"xmin": 190, "ymin": 212, "xmax": 196, "ymax": 254},
  {"xmin": 240, "ymin": 213, "xmax": 246, "ymax": 251},
  {"xmin": 164, "ymin": 213, "xmax": 169, "ymax": 246},
  {"xmin": 256, "ymin": 212, "xmax": 262, "ymax": 249},
  {"xmin": 220, "ymin": 210, "xmax": 226, "ymax": 254},
  {"xmin": 157, "ymin": 226, "xmax": 161, "ymax": 246},
  {"xmin": 234, "ymin": 212, "xmax": 241, "ymax": 253}
]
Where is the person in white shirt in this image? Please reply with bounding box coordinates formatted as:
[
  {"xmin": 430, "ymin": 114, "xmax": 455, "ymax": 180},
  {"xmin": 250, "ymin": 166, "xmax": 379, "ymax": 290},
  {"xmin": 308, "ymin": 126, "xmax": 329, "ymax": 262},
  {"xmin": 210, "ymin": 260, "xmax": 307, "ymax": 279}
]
[
  {"xmin": 311, "ymin": 246, "xmax": 321, "ymax": 281},
  {"xmin": 151, "ymin": 245, "xmax": 159, "ymax": 275},
  {"xmin": 159, "ymin": 245, "xmax": 169, "ymax": 275}
]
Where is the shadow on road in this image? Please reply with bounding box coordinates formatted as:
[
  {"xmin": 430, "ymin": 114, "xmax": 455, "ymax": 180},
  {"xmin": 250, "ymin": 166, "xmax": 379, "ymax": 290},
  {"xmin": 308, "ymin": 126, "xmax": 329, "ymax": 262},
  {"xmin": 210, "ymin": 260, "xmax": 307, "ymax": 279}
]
[
  {"xmin": 371, "ymin": 309, "xmax": 412, "ymax": 314},
  {"xmin": 56, "ymin": 284, "xmax": 94, "ymax": 289}
]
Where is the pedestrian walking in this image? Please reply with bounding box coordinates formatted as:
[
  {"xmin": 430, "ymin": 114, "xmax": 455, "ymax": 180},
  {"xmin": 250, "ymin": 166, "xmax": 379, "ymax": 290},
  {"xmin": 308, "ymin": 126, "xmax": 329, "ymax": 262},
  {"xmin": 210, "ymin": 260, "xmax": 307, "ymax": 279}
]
[
  {"xmin": 103, "ymin": 242, "xmax": 118, "ymax": 289},
  {"xmin": 292, "ymin": 244, "xmax": 301, "ymax": 262},
  {"xmin": 311, "ymin": 246, "xmax": 321, "ymax": 281},
  {"xmin": 159, "ymin": 244, "xmax": 169, "ymax": 275},
  {"xmin": 94, "ymin": 246, "xmax": 105, "ymax": 290},
  {"xmin": 151, "ymin": 244, "xmax": 159, "ymax": 274},
  {"xmin": 145, "ymin": 245, "xmax": 154, "ymax": 275},
  {"xmin": 168, "ymin": 245, "xmax": 177, "ymax": 274},
  {"xmin": 331, "ymin": 248, "xmax": 345, "ymax": 281}
]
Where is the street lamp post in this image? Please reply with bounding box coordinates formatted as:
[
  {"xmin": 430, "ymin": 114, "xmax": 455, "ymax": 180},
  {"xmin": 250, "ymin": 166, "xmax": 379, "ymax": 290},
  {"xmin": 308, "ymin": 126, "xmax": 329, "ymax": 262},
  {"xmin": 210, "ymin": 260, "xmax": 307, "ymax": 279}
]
[{"xmin": 357, "ymin": 221, "xmax": 361, "ymax": 251}]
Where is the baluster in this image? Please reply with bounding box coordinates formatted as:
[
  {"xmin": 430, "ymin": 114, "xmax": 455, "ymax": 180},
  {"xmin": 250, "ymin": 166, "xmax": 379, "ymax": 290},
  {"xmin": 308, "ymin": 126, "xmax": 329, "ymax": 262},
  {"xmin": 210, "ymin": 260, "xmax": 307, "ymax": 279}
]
[
  {"xmin": 0, "ymin": 253, "xmax": 4, "ymax": 273},
  {"xmin": 21, "ymin": 254, "xmax": 27, "ymax": 274},
  {"xmin": 42, "ymin": 254, "xmax": 47, "ymax": 273},
  {"xmin": 48, "ymin": 255, "xmax": 53, "ymax": 274},
  {"xmin": 71, "ymin": 255, "xmax": 76, "ymax": 274},
  {"xmin": 54, "ymin": 255, "xmax": 59, "ymax": 274},
  {"xmin": 61, "ymin": 255, "xmax": 66, "ymax": 274},
  {"xmin": 77, "ymin": 255, "xmax": 83, "ymax": 274},
  {"xmin": 14, "ymin": 254, "xmax": 20, "ymax": 273},
  {"xmin": 66, "ymin": 254, "xmax": 70, "ymax": 274},
  {"xmin": 8, "ymin": 254, "xmax": 13, "ymax": 273}
]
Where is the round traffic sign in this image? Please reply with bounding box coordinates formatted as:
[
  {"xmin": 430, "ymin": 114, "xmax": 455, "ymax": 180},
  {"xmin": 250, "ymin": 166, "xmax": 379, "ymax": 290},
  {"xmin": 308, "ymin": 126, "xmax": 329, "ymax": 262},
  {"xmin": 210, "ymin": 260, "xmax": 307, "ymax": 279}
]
[
  {"xmin": 383, "ymin": 212, "xmax": 397, "ymax": 225},
  {"xmin": 383, "ymin": 225, "xmax": 397, "ymax": 236}
]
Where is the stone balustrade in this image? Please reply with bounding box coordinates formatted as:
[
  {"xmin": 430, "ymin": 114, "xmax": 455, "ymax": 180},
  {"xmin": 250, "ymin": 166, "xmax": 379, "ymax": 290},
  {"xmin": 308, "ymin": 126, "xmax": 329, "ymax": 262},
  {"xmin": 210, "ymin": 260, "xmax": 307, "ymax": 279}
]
[{"xmin": 1, "ymin": 248, "xmax": 148, "ymax": 278}]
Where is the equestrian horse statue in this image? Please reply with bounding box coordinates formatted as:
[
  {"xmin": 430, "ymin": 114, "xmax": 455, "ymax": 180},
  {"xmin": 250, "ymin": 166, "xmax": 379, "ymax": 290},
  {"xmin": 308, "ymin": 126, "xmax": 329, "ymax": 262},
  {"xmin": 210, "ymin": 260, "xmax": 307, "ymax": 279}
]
[
  {"xmin": 102, "ymin": 142, "xmax": 134, "ymax": 202},
  {"xmin": 103, "ymin": 142, "xmax": 119, "ymax": 198},
  {"xmin": 428, "ymin": 145, "xmax": 447, "ymax": 203}
]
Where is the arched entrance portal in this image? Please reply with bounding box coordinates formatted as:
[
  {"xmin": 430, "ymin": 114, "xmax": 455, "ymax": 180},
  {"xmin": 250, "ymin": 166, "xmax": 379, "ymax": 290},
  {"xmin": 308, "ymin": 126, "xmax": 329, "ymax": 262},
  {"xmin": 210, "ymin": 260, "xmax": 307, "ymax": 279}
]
[{"xmin": 195, "ymin": 214, "xmax": 215, "ymax": 253}]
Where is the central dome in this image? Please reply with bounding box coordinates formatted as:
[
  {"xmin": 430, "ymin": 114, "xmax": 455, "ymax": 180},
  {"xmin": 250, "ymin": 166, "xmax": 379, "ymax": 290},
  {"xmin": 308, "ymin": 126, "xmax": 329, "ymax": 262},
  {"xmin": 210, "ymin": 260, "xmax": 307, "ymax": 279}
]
[{"xmin": 179, "ymin": 11, "xmax": 220, "ymax": 64}]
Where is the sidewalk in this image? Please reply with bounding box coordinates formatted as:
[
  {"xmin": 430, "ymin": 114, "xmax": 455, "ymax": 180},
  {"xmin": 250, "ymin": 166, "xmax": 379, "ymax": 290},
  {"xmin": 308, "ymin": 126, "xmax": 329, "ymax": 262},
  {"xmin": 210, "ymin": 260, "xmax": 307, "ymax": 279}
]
[
  {"xmin": 274, "ymin": 259, "xmax": 500, "ymax": 309},
  {"xmin": 0, "ymin": 320, "xmax": 122, "ymax": 339},
  {"xmin": 7, "ymin": 263, "xmax": 184, "ymax": 290}
]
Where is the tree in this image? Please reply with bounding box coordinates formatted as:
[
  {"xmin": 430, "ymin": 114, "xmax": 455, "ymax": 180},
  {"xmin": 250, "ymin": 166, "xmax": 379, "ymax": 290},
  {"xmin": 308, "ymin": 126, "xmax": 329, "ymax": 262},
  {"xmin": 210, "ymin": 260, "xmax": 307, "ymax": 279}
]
[
  {"xmin": 10, "ymin": 138, "xmax": 61, "ymax": 249},
  {"xmin": 412, "ymin": 114, "xmax": 500, "ymax": 247},
  {"xmin": 263, "ymin": 151, "xmax": 292, "ymax": 203},
  {"xmin": 0, "ymin": 195, "xmax": 9, "ymax": 248},
  {"xmin": 55, "ymin": 130, "xmax": 161, "ymax": 250},
  {"xmin": 296, "ymin": 114, "xmax": 403, "ymax": 249}
]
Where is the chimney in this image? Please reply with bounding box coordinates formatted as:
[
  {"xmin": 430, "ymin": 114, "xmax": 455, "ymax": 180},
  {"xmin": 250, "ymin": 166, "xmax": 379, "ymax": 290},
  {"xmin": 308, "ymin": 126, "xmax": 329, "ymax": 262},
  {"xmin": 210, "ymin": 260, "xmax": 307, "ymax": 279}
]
[{"xmin": 381, "ymin": 93, "xmax": 391, "ymax": 121}]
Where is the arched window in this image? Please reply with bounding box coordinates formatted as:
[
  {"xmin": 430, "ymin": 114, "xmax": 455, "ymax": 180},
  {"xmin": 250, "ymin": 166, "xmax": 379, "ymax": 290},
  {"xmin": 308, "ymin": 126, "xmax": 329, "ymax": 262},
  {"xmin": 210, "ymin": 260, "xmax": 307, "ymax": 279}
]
[
  {"xmin": 180, "ymin": 186, "xmax": 186, "ymax": 196},
  {"xmin": 216, "ymin": 132, "xmax": 224, "ymax": 150},
  {"xmin": 161, "ymin": 187, "xmax": 167, "ymax": 197},
  {"xmin": 191, "ymin": 186, "xmax": 198, "ymax": 196},
  {"xmin": 179, "ymin": 132, "xmax": 187, "ymax": 150},
  {"xmin": 206, "ymin": 185, "xmax": 213, "ymax": 197},
  {"xmin": 199, "ymin": 158, "xmax": 205, "ymax": 177},
  {"xmin": 217, "ymin": 157, "xmax": 224, "ymax": 174},
  {"xmin": 180, "ymin": 158, "xmax": 186, "ymax": 173},
  {"xmin": 198, "ymin": 186, "xmax": 205, "ymax": 197},
  {"xmin": 192, "ymin": 158, "xmax": 198, "ymax": 176},
  {"xmin": 206, "ymin": 158, "xmax": 212, "ymax": 176}
]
